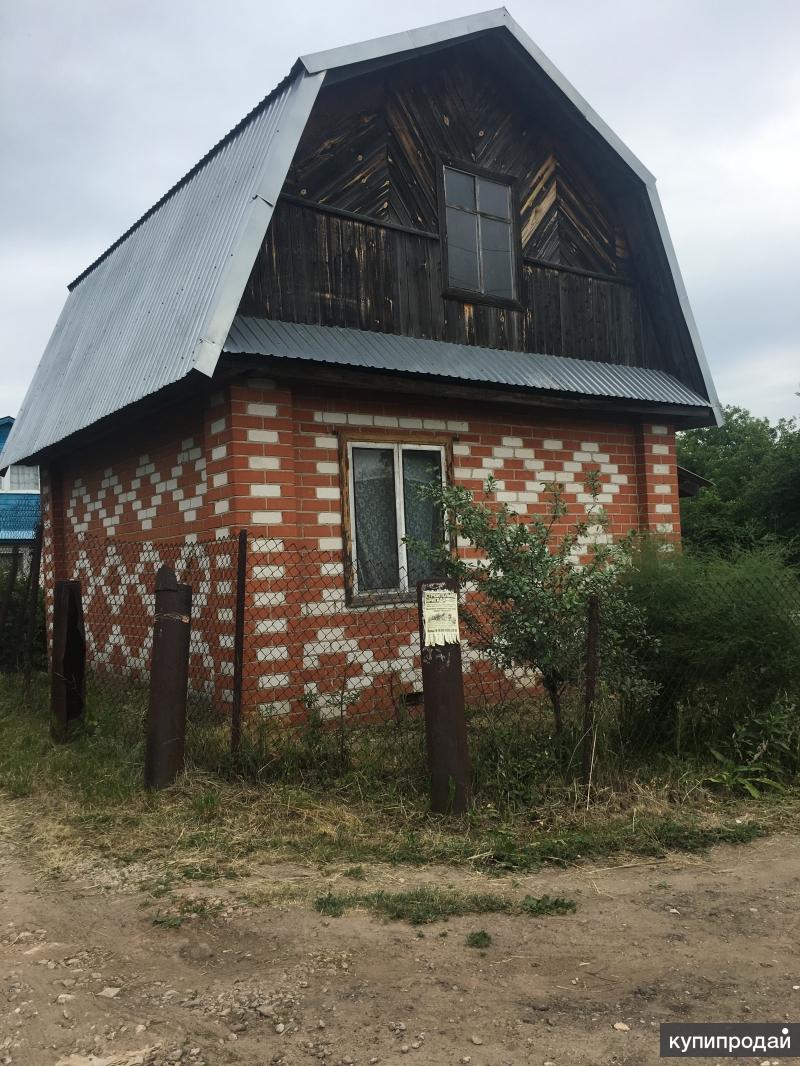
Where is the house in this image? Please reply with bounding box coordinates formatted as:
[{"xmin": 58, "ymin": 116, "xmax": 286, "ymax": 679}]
[
  {"xmin": 0, "ymin": 10, "xmax": 721, "ymax": 714},
  {"xmin": 0, "ymin": 417, "xmax": 40, "ymax": 566}
]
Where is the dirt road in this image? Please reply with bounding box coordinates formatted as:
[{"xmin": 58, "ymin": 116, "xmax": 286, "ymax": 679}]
[{"xmin": 1, "ymin": 823, "xmax": 799, "ymax": 1066}]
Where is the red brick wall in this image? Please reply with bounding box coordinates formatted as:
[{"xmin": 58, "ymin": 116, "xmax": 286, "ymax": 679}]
[{"xmin": 41, "ymin": 375, "xmax": 680, "ymax": 718}]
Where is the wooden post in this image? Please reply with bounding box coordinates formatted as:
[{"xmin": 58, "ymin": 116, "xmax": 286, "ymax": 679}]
[
  {"xmin": 581, "ymin": 594, "xmax": 600, "ymax": 790},
  {"xmin": 0, "ymin": 545, "xmax": 20, "ymax": 644},
  {"xmin": 144, "ymin": 565, "xmax": 192, "ymax": 789},
  {"xmin": 416, "ymin": 578, "xmax": 471, "ymax": 815},
  {"xmin": 22, "ymin": 522, "xmax": 43, "ymax": 692},
  {"xmin": 50, "ymin": 580, "xmax": 86, "ymax": 742},
  {"xmin": 230, "ymin": 528, "xmax": 247, "ymax": 761}
]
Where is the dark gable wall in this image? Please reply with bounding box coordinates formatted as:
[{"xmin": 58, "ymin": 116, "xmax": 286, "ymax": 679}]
[{"xmin": 239, "ymin": 39, "xmax": 666, "ymax": 369}]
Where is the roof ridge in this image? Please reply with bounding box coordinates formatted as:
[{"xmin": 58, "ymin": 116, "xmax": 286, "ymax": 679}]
[{"xmin": 67, "ymin": 62, "xmax": 302, "ymax": 292}]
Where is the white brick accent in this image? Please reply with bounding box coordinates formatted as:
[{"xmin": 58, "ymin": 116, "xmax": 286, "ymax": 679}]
[
  {"xmin": 249, "ymin": 455, "xmax": 280, "ymax": 470},
  {"xmin": 247, "ymin": 429, "xmax": 279, "ymax": 444},
  {"xmin": 317, "ymin": 512, "xmax": 341, "ymax": 524},
  {"xmin": 214, "ymin": 500, "xmax": 229, "ymax": 514},
  {"xmin": 423, "ymin": 419, "xmax": 447, "ymax": 430},
  {"xmin": 212, "ymin": 472, "xmax": 228, "ymax": 488},
  {"xmin": 211, "ymin": 445, "xmax": 227, "ymax": 461},
  {"xmin": 502, "ymin": 436, "xmax": 523, "ymax": 447},
  {"xmin": 655, "ymin": 503, "xmax": 673, "ymax": 514},
  {"xmin": 316, "ymin": 486, "xmax": 341, "ymax": 500},
  {"xmin": 652, "ymin": 443, "xmax": 669, "ymax": 455},
  {"xmin": 653, "ymin": 463, "xmax": 670, "ymax": 475},
  {"xmin": 447, "ymin": 420, "xmax": 469, "ymax": 432},
  {"xmin": 542, "ymin": 439, "xmax": 562, "ymax": 450},
  {"xmin": 319, "ymin": 536, "xmax": 343, "ymax": 550},
  {"xmin": 398, "ymin": 417, "xmax": 423, "ymax": 429},
  {"xmin": 374, "ymin": 415, "xmax": 399, "ymax": 428},
  {"xmin": 651, "ymin": 424, "xmax": 669, "ymax": 435},
  {"xmin": 247, "ymin": 402, "xmax": 278, "ymax": 418},
  {"xmin": 453, "ymin": 444, "xmax": 471, "ymax": 456},
  {"xmin": 210, "ymin": 417, "xmax": 226, "ymax": 435},
  {"xmin": 315, "ymin": 435, "xmax": 337, "ymax": 449},
  {"xmin": 251, "ymin": 484, "xmax": 281, "ymax": 498},
  {"xmin": 654, "ymin": 484, "xmax": 671, "ymax": 495},
  {"xmin": 252, "ymin": 511, "xmax": 283, "ymax": 524},
  {"xmin": 347, "ymin": 413, "xmax": 374, "ymax": 426}
]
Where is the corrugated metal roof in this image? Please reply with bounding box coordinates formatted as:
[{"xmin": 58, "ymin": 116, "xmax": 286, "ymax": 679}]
[
  {"xmin": 224, "ymin": 317, "xmax": 711, "ymax": 409},
  {"xmin": 0, "ymin": 494, "xmax": 41, "ymax": 542},
  {"xmin": 0, "ymin": 69, "xmax": 323, "ymax": 470}
]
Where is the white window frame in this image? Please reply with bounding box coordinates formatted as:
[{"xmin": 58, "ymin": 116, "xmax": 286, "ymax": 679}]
[
  {"xmin": 346, "ymin": 440, "xmax": 446, "ymax": 598},
  {"xmin": 0, "ymin": 465, "xmax": 40, "ymax": 493}
]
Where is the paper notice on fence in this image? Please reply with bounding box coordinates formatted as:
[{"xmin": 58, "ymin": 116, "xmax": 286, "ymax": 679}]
[{"xmin": 422, "ymin": 588, "xmax": 460, "ymax": 646}]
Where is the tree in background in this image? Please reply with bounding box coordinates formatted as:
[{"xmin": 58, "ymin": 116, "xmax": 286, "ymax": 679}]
[{"xmin": 678, "ymin": 405, "xmax": 800, "ymax": 561}]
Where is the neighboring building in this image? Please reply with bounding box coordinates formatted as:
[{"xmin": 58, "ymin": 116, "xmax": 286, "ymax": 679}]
[
  {"xmin": 0, "ymin": 416, "xmax": 40, "ymax": 564},
  {"xmin": 0, "ymin": 11, "xmax": 721, "ymax": 711}
]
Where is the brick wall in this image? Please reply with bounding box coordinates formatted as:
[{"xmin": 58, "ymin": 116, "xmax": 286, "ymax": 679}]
[{"xmin": 41, "ymin": 375, "xmax": 680, "ymax": 719}]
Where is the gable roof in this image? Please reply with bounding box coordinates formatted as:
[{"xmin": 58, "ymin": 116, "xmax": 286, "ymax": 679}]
[{"xmin": 0, "ymin": 9, "xmax": 721, "ymax": 470}]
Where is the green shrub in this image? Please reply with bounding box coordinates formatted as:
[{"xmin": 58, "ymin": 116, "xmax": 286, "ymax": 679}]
[{"xmin": 623, "ymin": 546, "xmax": 800, "ymax": 764}]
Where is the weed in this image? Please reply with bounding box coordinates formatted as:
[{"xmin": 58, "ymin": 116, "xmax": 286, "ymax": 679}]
[
  {"xmin": 465, "ymin": 929, "xmax": 492, "ymax": 948},
  {"xmin": 312, "ymin": 886, "xmax": 576, "ymax": 925},
  {"xmin": 153, "ymin": 914, "xmax": 183, "ymax": 929},
  {"xmin": 344, "ymin": 865, "xmax": 366, "ymax": 881},
  {"xmin": 520, "ymin": 894, "xmax": 576, "ymax": 916}
]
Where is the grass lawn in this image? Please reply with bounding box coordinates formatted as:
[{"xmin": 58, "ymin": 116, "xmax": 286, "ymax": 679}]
[{"xmin": 1, "ymin": 672, "xmax": 797, "ymax": 902}]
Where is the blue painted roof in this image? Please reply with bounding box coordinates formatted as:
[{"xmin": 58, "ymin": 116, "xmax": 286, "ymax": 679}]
[{"xmin": 0, "ymin": 493, "xmax": 40, "ymax": 542}]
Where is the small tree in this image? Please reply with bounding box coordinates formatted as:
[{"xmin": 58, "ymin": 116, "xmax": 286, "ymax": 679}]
[{"xmin": 408, "ymin": 472, "xmax": 645, "ymax": 739}]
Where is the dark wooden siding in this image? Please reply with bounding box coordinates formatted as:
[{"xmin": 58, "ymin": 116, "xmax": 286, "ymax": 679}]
[
  {"xmin": 238, "ymin": 38, "xmax": 682, "ymax": 374},
  {"xmin": 239, "ymin": 200, "xmax": 650, "ymax": 365}
]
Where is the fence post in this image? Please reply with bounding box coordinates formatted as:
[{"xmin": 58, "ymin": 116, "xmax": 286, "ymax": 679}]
[
  {"xmin": 144, "ymin": 565, "xmax": 192, "ymax": 789},
  {"xmin": 0, "ymin": 544, "xmax": 20, "ymax": 642},
  {"xmin": 22, "ymin": 522, "xmax": 43, "ymax": 693},
  {"xmin": 230, "ymin": 528, "xmax": 248, "ymax": 761},
  {"xmin": 581, "ymin": 594, "xmax": 600, "ymax": 790},
  {"xmin": 416, "ymin": 578, "xmax": 471, "ymax": 815},
  {"xmin": 50, "ymin": 579, "xmax": 86, "ymax": 742}
]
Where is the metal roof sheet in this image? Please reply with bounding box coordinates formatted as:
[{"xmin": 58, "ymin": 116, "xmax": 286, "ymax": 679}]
[
  {"xmin": 224, "ymin": 317, "xmax": 710, "ymax": 409},
  {"xmin": 0, "ymin": 69, "xmax": 323, "ymax": 470}
]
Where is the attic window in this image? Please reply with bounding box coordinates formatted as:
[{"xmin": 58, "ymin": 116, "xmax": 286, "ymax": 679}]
[{"xmin": 442, "ymin": 164, "xmax": 517, "ymax": 304}]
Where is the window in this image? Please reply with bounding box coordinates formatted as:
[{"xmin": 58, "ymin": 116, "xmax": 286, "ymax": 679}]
[
  {"xmin": 346, "ymin": 441, "xmax": 446, "ymax": 597},
  {"xmin": 0, "ymin": 465, "xmax": 39, "ymax": 492},
  {"xmin": 443, "ymin": 164, "xmax": 516, "ymax": 302}
]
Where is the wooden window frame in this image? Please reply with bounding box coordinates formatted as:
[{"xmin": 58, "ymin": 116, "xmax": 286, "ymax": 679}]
[
  {"xmin": 438, "ymin": 157, "xmax": 524, "ymax": 312},
  {"xmin": 338, "ymin": 430, "xmax": 454, "ymax": 606}
]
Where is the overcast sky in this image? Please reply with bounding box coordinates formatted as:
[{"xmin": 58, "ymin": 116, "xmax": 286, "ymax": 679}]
[{"xmin": 1, "ymin": 0, "xmax": 798, "ymax": 424}]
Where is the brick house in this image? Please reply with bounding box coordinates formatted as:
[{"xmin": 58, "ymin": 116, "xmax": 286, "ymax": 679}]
[{"xmin": 0, "ymin": 11, "xmax": 721, "ymax": 715}]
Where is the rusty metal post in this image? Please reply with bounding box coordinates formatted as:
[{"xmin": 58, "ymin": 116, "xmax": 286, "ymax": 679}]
[
  {"xmin": 416, "ymin": 578, "xmax": 471, "ymax": 815},
  {"xmin": 22, "ymin": 522, "xmax": 43, "ymax": 692},
  {"xmin": 50, "ymin": 580, "xmax": 86, "ymax": 742},
  {"xmin": 581, "ymin": 594, "xmax": 600, "ymax": 789},
  {"xmin": 144, "ymin": 565, "xmax": 192, "ymax": 789},
  {"xmin": 230, "ymin": 528, "xmax": 248, "ymax": 760}
]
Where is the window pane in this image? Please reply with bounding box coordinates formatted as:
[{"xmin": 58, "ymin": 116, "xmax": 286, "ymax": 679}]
[
  {"xmin": 478, "ymin": 178, "xmax": 511, "ymax": 219},
  {"xmin": 8, "ymin": 465, "xmax": 39, "ymax": 491},
  {"xmin": 352, "ymin": 447, "xmax": 399, "ymax": 591},
  {"xmin": 446, "ymin": 206, "xmax": 480, "ymax": 291},
  {"xmin": 480, "ymin": 217, "xmax": 514, "ymax": 300},
  {"xmin": 444, "ymin": 167, "xmax": 475, "ymax": 211},
  {"xmin": 402, "ymin": 449, "xmax": 444, "ymax": 589}
]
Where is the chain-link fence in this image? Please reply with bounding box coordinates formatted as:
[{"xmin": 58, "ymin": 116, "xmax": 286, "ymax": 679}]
[{"xmin": 4, "ymin": 529, "xmax": 800, "ymax": 804}]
